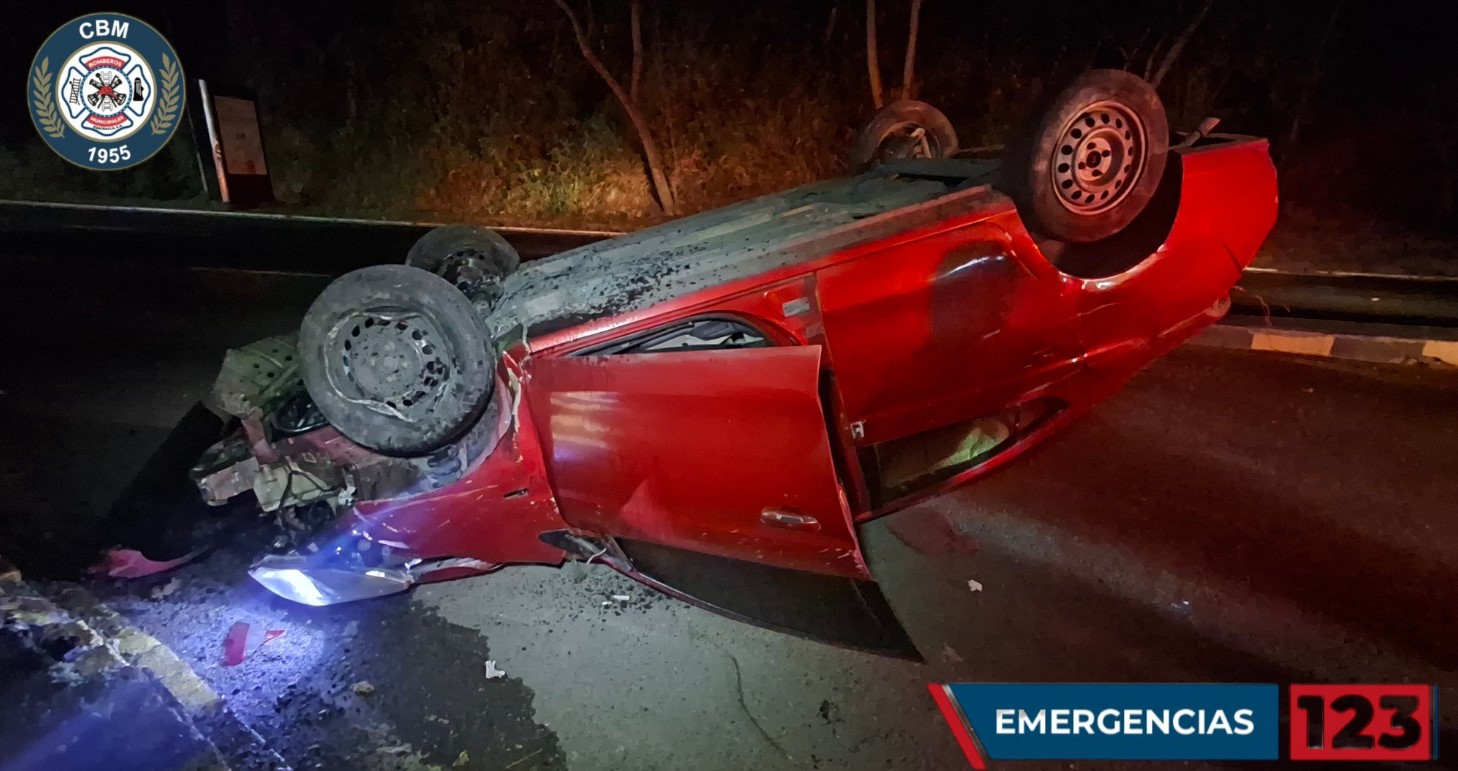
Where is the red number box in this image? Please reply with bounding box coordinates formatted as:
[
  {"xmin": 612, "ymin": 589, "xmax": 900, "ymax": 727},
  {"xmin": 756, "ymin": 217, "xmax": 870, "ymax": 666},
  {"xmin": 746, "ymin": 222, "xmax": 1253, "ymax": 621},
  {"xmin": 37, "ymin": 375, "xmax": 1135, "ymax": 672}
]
[{"xmin": 1289, "ymin": 684, "xmax": 1436, "ymax": 761}]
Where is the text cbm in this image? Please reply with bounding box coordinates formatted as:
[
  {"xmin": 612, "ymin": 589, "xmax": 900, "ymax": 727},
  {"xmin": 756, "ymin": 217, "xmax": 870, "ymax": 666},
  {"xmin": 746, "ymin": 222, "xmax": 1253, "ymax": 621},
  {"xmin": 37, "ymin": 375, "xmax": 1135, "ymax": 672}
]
[{"xmin": 80, "ymin": 19, "xmax": 130, "ymax": 39}]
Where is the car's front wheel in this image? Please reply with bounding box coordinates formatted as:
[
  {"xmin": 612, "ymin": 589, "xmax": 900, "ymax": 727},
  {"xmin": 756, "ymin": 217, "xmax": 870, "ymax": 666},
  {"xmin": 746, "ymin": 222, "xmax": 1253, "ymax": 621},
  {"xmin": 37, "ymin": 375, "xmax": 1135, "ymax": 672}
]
[{"xmin": 298, "ymin": 265, "xmax": 494, "ymax": 456}]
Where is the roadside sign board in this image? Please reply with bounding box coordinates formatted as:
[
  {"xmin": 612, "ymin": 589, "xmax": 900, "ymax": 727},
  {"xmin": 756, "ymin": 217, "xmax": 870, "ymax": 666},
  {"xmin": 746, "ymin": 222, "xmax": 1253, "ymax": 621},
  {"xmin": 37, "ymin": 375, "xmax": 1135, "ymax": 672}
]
[{"xmin": 198, "ymin": 80, "xmax": 274, "ymax": 207}]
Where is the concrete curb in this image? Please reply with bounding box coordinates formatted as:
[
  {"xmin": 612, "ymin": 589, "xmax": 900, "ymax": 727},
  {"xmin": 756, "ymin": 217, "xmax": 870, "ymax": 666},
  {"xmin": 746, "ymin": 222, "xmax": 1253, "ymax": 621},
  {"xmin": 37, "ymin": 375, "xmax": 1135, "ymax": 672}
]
[
  {"xmin": 51, "ymin": 587, "xmax": 292, "ymax": 771},
  {"xmin": 1193, "ymin": 322, "xmax": 1458, "ymax": 366},
  {"xmin": 0, "ymin": 555, "xmax": 290, "ymax": 770},
  {"xmin": 0, "ymin": 556, "xmax": 231, "ymax": 770}
]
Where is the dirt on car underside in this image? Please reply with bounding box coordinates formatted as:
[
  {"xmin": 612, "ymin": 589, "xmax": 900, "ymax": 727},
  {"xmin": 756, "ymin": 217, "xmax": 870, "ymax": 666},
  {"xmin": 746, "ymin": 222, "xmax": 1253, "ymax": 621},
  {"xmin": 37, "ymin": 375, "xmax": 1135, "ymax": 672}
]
[{"xmin": 485, "ymin": 159, "xmax": 1004, "ymax": 340}]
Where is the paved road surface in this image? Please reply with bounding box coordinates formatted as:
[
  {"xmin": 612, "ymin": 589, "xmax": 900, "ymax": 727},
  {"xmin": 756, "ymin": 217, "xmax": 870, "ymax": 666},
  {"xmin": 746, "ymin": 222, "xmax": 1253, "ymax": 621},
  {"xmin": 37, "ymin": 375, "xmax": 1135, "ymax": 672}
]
[{"xmin": 1, "ymin": 259, "xmax": 1455, "ymax": 770}]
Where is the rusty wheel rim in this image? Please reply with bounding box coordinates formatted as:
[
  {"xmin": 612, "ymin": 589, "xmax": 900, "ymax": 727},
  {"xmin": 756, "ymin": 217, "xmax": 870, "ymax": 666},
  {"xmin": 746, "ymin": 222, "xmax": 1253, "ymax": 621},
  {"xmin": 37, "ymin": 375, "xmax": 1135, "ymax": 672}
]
[
  {"xmin": 1050, "ymin": 100, "xmax": 1145, "ymax": 214},
  {"xmin": 324, "ymin": 308, "xmax": 456, "ymax": 423}
]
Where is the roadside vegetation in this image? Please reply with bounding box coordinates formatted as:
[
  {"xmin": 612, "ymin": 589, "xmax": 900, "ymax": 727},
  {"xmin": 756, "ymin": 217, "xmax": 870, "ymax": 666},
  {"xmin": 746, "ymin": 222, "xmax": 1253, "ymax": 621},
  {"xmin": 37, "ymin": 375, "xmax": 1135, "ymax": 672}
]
[{"xmin": 3, "ymin": 1, "xmax": 1455, "ymax": 274}]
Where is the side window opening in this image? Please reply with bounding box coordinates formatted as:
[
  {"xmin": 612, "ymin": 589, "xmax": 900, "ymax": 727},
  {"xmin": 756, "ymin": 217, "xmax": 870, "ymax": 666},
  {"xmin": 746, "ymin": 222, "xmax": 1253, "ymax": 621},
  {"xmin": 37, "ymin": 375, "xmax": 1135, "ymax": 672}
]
[{"xmin": 579, "ymin": 317, "xmax": 771, "ymax": 356}]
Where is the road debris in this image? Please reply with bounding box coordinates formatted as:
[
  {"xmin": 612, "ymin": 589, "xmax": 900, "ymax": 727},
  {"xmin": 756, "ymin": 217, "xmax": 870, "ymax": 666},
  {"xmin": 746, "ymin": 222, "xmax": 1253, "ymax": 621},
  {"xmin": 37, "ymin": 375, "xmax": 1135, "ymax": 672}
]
[
  {"xmin": 149, "ymin": 578, "xmax": 180, "ymax": 600},
  {"xmin": 92, "ymin": 547, "xmax": 203, "ymax": 579},
  {"xmin": 453, "ymin": 750, "xmax": 471, "ymax": 767},
  {"xmin": 260, "ymin": 628, "xmax": 285, "ymax": 647},
  {"xmin": 350, "ymin": 680, "xmax": 377, "ymax": 696},
  {"xmin": 222, "ymin": 621, "xmax": 249, "ymax": 666},
  {"xmin": 967, "ymin": 579, "xmax": 983, "ymax": 592},
  {"xmin": 484, "ymin": 660, "xmax": 506, "ymax": 679},
  {"xmin": 940, "ymin": 643, "xmax": 964, "ymax": 664},
  {"xmin": 611, "ymin": 594, "xmax": 630, "ymax": 602}
]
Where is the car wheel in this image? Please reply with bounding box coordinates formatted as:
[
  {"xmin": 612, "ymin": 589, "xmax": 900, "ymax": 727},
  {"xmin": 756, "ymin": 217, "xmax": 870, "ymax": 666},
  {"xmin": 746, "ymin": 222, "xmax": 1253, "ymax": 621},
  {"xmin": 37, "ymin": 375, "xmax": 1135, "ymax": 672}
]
[
  {"xmin": 850, "ymin": 100, "xmax": 959, "ymax": 172},
  {"xmin": 405, "ymin": 225, "xmax": 520, "ymax": 305},
  {"xmin": 998, "ymin": 69, "xmax": 1168, "ymax": 243},
  {"xmin": 299, "ymin": 265, "xmax": 493, "ymax": 456}
]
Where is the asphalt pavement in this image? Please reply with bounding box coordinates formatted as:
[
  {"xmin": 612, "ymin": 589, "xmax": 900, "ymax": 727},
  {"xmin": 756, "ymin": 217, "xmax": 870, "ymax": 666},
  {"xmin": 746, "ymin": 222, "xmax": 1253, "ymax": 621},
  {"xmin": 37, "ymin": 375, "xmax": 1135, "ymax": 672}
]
[{"xmin": 1, "ymin": 259, "xmax": 1456, "ymax": 770}]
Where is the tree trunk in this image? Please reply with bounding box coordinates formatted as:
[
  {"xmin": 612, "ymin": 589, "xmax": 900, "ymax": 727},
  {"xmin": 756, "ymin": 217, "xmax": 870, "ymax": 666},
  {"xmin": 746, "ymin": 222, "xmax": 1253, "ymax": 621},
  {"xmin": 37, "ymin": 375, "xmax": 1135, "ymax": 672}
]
[
  {"xmin": 901, "ymin": 0, "xmax": 923, "ymax": 100},
  {"xmin": 629, "ymin": 0, "xmax": 643, "ymax": 102},
  {"xmin": 1150, "ymin": 0, "xmax": 1213, "ymax": 89},
  {"xmin": 554, "ymin": 0, "xmax": 676, "ymax": 215},
  {"xmin": 865, "ymin": 0, "xmax": 884, "ymax": 108},
  {"xmin": 1285, "ymin": 1, "xmax": 1341, "ymax": 162}
]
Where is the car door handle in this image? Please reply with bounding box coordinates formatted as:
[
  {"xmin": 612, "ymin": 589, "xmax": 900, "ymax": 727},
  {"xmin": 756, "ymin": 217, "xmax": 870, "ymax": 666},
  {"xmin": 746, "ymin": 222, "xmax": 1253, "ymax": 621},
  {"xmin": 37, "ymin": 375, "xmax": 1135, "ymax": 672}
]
[{"xmin": 761, "ymin": 508, "xmax": 821, "ymax": 531}]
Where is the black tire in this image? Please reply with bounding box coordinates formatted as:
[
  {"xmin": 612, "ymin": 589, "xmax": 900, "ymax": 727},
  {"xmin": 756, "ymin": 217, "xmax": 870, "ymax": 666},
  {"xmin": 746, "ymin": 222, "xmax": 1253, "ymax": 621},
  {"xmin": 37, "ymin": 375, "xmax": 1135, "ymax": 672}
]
[
  {"xmin": 299, "ymin": 265, "xmax": 493, "ymax": 457},
  {"xmin": 998, "ymin": 69, "xmax": 1168, "ymax": 243},
  {"xmin": 850, "ymin": 100, "xmax": 959, "ymax": 172},
  {"xmin": 405, "ymin": 225, "xmax": 520, "ymax": 303}
]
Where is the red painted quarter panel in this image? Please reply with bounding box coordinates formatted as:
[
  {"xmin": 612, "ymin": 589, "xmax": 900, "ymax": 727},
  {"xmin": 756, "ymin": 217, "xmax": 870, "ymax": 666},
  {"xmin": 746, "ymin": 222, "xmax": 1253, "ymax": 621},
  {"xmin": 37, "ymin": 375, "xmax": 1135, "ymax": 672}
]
[{"xmin": 1070, "ymin": 138, "xmax": 1279, "ymax": 368}]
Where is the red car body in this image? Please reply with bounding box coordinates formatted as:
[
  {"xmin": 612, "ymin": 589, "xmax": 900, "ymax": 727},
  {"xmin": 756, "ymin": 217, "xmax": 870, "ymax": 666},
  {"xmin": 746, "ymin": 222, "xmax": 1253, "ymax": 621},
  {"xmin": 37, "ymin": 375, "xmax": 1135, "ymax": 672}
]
[
  {"xmin": 327, "ymin": 138, "xmax": 1275, "ymax": 587},
  {"xmin": 154, "ymin": 135, "xmax": 1275, "ymax": 654}
]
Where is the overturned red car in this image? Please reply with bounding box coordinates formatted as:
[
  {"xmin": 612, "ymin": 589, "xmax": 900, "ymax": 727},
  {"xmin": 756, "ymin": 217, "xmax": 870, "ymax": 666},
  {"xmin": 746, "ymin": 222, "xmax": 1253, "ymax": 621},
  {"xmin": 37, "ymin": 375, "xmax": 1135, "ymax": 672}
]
[{"xmin": 144, "ymin": 71, "xmax": 1276, "ymax": 656}]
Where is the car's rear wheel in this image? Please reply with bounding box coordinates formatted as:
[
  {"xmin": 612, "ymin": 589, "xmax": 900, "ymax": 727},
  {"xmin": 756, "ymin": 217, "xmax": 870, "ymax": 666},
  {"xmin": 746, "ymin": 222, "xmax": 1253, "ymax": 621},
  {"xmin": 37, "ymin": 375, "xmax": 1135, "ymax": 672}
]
[
  {"xmin": 999, "ymin": 69, "xmax": 1168, "ymax": 243},
  {"xmin": 299, "ymin": 265, "xmax": 493, "ymax": 456},
  {"xmin": 850, "ymin": 100, "xmax": 959, "ymax": 172},
  {"xmin": 405, "ymin": 225, "xmax": 520, "ymax": 305}
]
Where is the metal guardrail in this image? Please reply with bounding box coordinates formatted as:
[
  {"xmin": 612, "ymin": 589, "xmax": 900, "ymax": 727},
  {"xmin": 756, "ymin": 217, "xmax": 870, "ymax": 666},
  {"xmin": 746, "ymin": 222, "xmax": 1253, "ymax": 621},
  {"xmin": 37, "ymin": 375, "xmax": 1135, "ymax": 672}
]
[
  {"xmin": 0, "ymin": 199, "xmax": 605, "ymax": 274},
  {"xmin": 4, "ymin": 200, "xmax": 1454, "ymax": 327},
  {"xmin": 1232, "ymin": 268, "xmax": 1458, "ymax": 327}
]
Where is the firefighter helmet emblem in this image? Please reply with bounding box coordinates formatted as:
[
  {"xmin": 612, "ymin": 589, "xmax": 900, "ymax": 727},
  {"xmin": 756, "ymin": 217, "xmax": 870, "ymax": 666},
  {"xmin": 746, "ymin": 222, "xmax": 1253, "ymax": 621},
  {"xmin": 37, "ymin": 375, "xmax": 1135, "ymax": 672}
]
[{"xmin": 29, "ymin": 14, "xmax": 184, "ymax": 170}]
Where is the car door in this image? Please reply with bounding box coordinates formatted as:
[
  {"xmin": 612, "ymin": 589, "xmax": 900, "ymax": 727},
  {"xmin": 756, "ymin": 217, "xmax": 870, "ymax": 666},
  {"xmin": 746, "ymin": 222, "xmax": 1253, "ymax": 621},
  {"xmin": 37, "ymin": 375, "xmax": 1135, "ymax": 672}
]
[
  {"xmin": 523, "ymin": 343, "xmax": 918, "ymax": 657},
  {"xmin": 523, "ymin": 345, "xmax": 868, "ymax": 578},
  {"xmin": 815, "ymin": 221, "xmax": 1084, "ymax": 448}
]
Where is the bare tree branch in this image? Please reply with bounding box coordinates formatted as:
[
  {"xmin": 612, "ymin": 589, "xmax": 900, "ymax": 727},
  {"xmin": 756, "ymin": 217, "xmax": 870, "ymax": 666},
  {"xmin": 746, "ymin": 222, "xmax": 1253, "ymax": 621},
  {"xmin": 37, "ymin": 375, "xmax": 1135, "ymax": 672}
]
[
  {"xmin": 1142, "ymin": 27, "xmax": 1169, "ymax": 81},
  {"xmin": 553, "ymin": 0, "xmax": 676, "ymax": 214},
  {"xmin": 865, "ymin": 0, "xmax": 884, "ymax": 108},
  {"xmin": 901, "ymin": 0, "xmax": 923, "ymax": 99},
  {"xmin": 629, "ymin": 0, "xmax": 643, "ymax": 102},
  {"xmin": 1150, "ymin": 0, "xmax": 1214, "ymax": 89}
]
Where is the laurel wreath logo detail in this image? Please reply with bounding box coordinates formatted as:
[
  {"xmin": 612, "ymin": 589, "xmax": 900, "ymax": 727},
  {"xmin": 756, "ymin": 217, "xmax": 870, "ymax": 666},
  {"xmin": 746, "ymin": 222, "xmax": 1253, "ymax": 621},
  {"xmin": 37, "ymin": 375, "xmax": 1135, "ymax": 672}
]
[
  {"xmin": 31, "ymin": 58, "xmax": 65, "ymax": 139},
  {"xmin": 150, "ymin": 53, "xmax": 181, "ymax": 135}
]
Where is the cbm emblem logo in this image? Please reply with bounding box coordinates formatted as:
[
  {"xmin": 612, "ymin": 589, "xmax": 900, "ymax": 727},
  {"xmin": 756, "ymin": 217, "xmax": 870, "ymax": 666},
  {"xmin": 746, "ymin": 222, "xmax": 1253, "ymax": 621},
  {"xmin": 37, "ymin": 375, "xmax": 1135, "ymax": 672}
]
[{"xmin": 29, "ymin": 14, "xmax": 185, "ymax": 170}]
